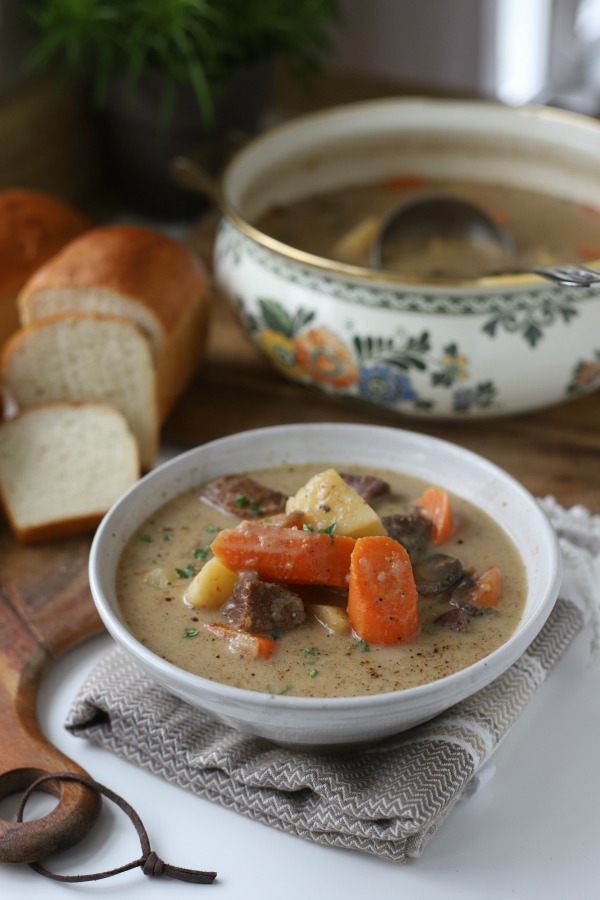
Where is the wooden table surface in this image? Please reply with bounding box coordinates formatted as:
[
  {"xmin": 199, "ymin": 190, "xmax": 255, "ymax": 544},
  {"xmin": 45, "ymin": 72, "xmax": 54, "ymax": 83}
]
[{"xmin": 164, "ymin": 289, "xmax": 600, "ymax": 514}]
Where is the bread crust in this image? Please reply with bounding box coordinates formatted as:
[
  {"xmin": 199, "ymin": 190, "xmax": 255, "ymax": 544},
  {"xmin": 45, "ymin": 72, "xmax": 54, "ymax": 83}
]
[
  {"xmin": 18, "ymin": 224, "xmax": 208, "ymax": 333},
  {"xmin": 0, "ymin": 189, "xmax": 89, "ymax": 346},
  {"xmin": 17, "ymin": 224, "xmax": 211, "ymax": 418}
]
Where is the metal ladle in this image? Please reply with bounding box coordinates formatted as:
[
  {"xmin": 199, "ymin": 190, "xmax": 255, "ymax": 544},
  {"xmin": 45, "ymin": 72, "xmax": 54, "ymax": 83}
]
[{"xmin": 370, "ymin": 195, "xmax": 600, "ymax": 287}]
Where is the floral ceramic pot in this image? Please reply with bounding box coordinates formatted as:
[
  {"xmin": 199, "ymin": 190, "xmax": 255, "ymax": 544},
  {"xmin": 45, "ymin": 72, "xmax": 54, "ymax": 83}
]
[{"xmin": 213, "ymin": 98, "xmax": 600, "ymax": 419}]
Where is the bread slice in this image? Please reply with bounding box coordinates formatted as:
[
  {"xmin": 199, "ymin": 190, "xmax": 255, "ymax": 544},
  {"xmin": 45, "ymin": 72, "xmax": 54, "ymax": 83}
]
[
  {"xmin": 1, "ymin": 312, "xmax": 159, "ymax": 470},
  {"xmin": 0, "ymin": 401, "xmax": 140, "ymax": 544},
  {"xmin": 0, "ymin": 189, "xmax": 89, "ymax": 349},
  {"xmin": 17, "ymin": 224, "xmax": 211, "ymax": 419}
]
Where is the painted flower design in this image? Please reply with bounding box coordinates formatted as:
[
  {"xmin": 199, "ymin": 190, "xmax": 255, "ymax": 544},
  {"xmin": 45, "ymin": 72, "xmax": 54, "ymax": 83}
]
[
  {"xmin": 295, "ymin": 327, "xmax": 360, "ymax": 388},
  {"xmin": 453, "ymin": 381, "xmax": 497, "ymax": 412},
  {"xmin": 357, "ymin": 364, "xmax": 417, "ymax": 404},
  {"xmin": 569, "ymin": 354, "xmax": 600, "ymax": 393},
  {"xmin": 258, "ymin": 328, "xmax": 304, "ymax": 379},
  {"xmin": 431, "ymin": 343, "xmax": 469, "ymax": 387}
]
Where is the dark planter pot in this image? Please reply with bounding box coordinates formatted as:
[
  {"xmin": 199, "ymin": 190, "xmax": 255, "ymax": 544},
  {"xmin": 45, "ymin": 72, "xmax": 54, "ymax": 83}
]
[{"xmin": 96, "ymin": 63, "xmax": 272, "ymax": 219}]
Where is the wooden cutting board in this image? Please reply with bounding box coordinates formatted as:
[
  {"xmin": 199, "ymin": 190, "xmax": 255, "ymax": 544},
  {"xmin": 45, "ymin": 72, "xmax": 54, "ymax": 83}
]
[
  {"xmin": 1, "ymin": 290, "xmax": 598, "ymax": 865},
  {"xmin": 0, "ymin": 532, "xmax": 103, "ymax": 863}
]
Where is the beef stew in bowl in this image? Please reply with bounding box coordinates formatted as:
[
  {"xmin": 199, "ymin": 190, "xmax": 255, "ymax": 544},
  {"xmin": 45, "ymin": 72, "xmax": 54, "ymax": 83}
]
[
  {"xmin": 89, "ymin": 423, "xmax": 561, "ymax": 747},
  {"xmin": 117, "ymin": 463, "xmax": 526, "ymax": 698}
]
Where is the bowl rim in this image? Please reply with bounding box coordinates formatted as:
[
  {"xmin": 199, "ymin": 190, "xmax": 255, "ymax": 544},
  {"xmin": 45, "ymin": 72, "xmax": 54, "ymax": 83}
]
[
  {"xmin": 217, "ymin": 95, "xmax": 600, "ymax": 289},
  {"xmin": 89, "ymin": 422, "xmax": 562, "ymax": 717}
]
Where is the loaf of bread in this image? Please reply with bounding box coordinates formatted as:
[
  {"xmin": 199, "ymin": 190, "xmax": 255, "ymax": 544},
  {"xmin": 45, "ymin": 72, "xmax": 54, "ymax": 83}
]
[
  {"xmin": 1, "ymin": 312, "xmax": 159, "ymax": 470},
  {"xmin": 0, "ymin": 189, "xmax": 89, "ymax": 348},
  {"xmin": 17, "ymin": 224, "xmax": 211, "ymax": 420},
  {"xmin": 0, "ymin": 401, "xmax": 140, "ymax": 544}
]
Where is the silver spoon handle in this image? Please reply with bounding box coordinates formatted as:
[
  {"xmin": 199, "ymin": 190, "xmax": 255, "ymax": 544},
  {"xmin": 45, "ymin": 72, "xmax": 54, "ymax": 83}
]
[{"xmin": 493, "ymin": 264, "xmax": 600, "ymax": 287}]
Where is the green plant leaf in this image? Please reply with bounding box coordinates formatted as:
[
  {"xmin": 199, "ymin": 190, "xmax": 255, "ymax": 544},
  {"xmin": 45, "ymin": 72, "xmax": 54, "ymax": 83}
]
[
  {"xmin": 24, "ymin": 0, "xmax": 341, "ymax": 123},
  {"xmin": 258, "ymin": 298, "xmax": 296, "ymax": 337}
]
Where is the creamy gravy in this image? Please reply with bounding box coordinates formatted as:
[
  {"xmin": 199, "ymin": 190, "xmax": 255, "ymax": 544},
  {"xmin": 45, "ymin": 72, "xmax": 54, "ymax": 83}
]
[
  {"xmin": 117, "ymin": 464, "xmax": 527, "ymax": 698},
  {"xmin": 255, "ymin": 177, "xmax": 600, "ymax": 278}
]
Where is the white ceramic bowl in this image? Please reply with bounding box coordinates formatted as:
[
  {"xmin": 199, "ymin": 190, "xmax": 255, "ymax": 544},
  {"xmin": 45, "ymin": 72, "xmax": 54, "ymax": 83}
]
[
  {"xmin": 89, "ymin": 423, "xmax": 562, "ymax": 748},
  {"xmin": 213, "ymin": 97, "xmax": 600, "ymax": 420}
]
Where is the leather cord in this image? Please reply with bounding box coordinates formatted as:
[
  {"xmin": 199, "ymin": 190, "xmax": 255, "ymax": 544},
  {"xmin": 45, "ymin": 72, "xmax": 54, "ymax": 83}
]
[{"xmin": 16, "ymin": 771, "xmax": 217, "ymax": 884}]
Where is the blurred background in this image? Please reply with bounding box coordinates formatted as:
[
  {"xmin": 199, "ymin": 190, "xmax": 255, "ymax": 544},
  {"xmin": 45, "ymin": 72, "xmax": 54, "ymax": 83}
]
[
  {"xmin": 1, "ymin": 0, "xmax": 600, "ymax": 217},
  {"xmin": 332, "ymin": 0, "xmax": 598, "ymax": 109}
]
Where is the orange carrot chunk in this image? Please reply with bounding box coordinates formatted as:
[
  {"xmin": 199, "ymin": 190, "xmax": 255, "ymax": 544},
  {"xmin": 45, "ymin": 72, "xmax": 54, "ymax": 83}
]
[
  {"xmin": 465, "ymin": 566, "xmax": 503, "ymax": 607},
  {"xmin": 576, "ymin": 244, "xmax": 600, "ymax": 261},
  {"xmin": 203, "ymin": 623, "xmax": 277, "ymax": 659},
  {"xmin": 347, "ymin": 536, "xmax": 421, "ymax": 644},
  {"xmin": 211, "ymin": 521, "xmax": 355, "ymax": 587},
  {"xmin": 415, "ymin": 486, "xmax": 455, "ymax": 545},
  {"xmin": 383, "ymin": 174, "xmax": 427, "ymax": 192}
]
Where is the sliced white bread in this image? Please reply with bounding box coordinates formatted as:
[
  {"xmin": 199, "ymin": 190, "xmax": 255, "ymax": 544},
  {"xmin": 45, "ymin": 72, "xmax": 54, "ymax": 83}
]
[
  {"xmin": 1, "ymin": 311, "xmax": 159, "ymax": 470},
  {"xmin": 17, "ymin": 224, "xmax": 211, "ymax": 419},
  {"xmin": 0, "ymin": 401, "xmax": 140, "ymax": 544}
]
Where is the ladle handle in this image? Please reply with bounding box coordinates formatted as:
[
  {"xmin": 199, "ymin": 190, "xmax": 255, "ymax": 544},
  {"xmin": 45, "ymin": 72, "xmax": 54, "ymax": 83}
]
[
  {"xmin": 169, "ymin": 127, "xmax": 251, "ymax": 210},
  {"xmin": 0, "ymin": 538, "xmax": 104, "ymax": 865},
  {"xmin": 169, "ymin": 156, "xmax": 224, "ymax": 209}
]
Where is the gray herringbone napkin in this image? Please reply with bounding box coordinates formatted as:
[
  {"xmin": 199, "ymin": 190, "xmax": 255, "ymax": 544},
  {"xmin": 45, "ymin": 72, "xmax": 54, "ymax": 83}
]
[{"xmin": 66, "ymin": 599, "xmax": 581, "ymax": 863}]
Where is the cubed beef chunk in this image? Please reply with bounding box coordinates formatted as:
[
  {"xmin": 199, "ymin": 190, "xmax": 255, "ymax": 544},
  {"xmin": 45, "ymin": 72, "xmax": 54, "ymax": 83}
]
[
  {"xmin": 222, "ymin": 571, "xmax": 306, "ymax": 634},
  {"xmin": 382, "ymin": 513, "xmax": 432, "ymax": 562},
  {"xmin": 434, "ymin": 608, "xmax": 470, "ymax": 632},
  {"xmin": 199, "ymin": 474, "xmax": 287, "ymax": 519},
  {"xmin": 340, "ymin": 472, "xmax": 390, "ymax": 502}
]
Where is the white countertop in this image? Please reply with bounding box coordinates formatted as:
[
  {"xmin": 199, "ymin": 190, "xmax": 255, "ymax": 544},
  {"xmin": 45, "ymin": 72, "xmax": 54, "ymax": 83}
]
[{"xmin": 0, "ymin": 622, "xmax": 598, "ymax": 899}]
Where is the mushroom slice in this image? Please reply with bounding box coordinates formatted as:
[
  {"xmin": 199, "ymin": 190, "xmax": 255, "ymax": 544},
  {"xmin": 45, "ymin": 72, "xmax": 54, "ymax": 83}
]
[{"xmin": 413, "ymin": 553, "xmax": 464, "ymax": 595}]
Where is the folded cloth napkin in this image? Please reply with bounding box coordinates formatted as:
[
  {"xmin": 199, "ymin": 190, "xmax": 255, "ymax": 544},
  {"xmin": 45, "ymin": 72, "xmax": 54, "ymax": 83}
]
[{"xmin": 66, "ymin": 500, "xmax": 599, "ymax": 864}]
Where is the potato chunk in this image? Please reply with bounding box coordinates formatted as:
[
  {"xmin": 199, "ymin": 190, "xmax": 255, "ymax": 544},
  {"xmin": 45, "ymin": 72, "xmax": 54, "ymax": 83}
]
[
  {"xmin": 332, "ymin": 215, "xmax": 380, "ymax": 264},
  {"xmin": 183, "ymin": 556, "xmax": 238, "ymax": 609},
  {"xmin": 307, "ymin": 602, "xmax": 350, "ymax": 635},
  {"xmin": 285, "ymin": 468, "xmax": 387, "ymax": 537}
]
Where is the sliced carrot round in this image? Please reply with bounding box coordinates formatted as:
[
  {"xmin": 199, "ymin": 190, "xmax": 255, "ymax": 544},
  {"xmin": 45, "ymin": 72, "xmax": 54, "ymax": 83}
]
[
  {"xmin": 203, "ymin": 622, "xmax": 277, "ymax": 659},
  {"xmin": 211, "ymin": 521, "xmax": 355, "ymax": 587},
  {"xmin": 416, "ymin": 486, "xmax": 455, "ymax": 545},
  {"xmin": 347, "ymin": 536, "xmax": 420, "ymax": 645},
  {"xmin": 465, "ymin": 567, "xmax": 503, "ymax": 608}
]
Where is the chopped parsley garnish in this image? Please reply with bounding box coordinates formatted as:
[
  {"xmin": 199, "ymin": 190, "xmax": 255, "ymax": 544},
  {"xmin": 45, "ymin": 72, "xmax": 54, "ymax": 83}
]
[
  {"xmin": 194, "ymin": 547, "xmax": 209, "ymax": 559},
  {"xmin": 304, "ymin": 645, "xmax": 319, "ymax": 656},
  {"xmin": 353, "ymin": 639, "xmax": 370, "ymax": 652},
  {"xmin": 176, "ymin": 565, "xmax": 195, "ymax": 579},
  {"xmin": 206, "ymin": 524, "xmax": 220, "ymax": 533},
  {"xmin": 320, "ymin": 522, "xmax": 337, "ymax": 537},
  {"xmin": 138, "ymin": 533, "xmax": 152, "ymax": 543},
  {"xmin": 308, "ymin": 668, "xmax": 318, "ymax": 678},
  {"xmin": 235, "ymin": 495, "xmax": 263, "ymax": 514},
  {"xmin": 302, "ymin": 522, "xmax": 337, "ymax": 542},
  {"xmin": 183, "ymin": 628, "xmax": 199, "ymax": 638},
  {"xmin": 163, "ymin": 531, "xmax": 173, "ymax": 542}
]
